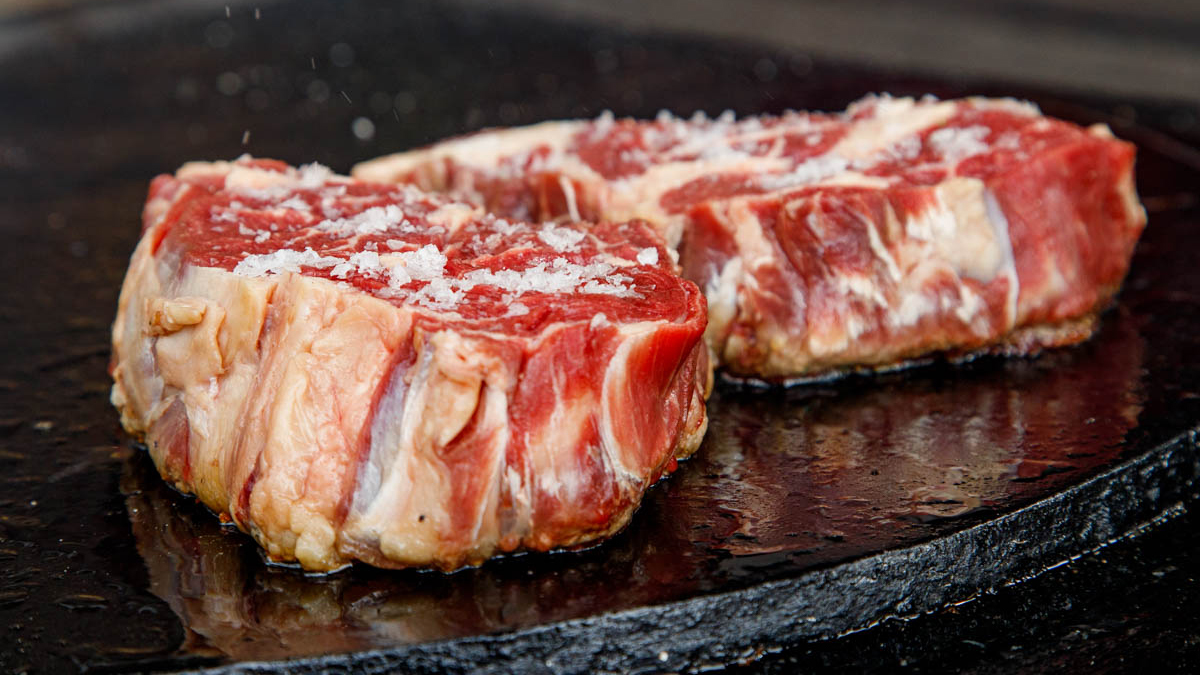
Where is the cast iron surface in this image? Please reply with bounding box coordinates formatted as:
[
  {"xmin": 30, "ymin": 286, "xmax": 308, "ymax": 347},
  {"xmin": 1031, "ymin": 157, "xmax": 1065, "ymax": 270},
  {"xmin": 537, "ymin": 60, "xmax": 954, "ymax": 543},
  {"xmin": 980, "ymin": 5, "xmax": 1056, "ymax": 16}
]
[{"xmin": 2, "ymin": 1, "xmax": 1200, "ymax": 672}]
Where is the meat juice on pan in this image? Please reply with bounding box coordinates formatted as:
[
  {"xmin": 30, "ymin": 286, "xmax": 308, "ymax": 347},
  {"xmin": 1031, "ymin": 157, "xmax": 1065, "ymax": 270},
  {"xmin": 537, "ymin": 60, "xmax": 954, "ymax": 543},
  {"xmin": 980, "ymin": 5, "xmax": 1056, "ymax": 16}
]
[{"xmin": 121, "ymin": 296, "xmax": 1144, "ymax": 658}]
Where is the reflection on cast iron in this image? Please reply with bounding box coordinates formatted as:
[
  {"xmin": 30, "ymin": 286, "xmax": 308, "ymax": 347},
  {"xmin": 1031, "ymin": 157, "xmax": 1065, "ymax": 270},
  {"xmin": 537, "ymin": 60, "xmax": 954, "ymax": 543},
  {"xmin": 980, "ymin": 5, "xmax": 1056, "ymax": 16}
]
[{"xmin": 122, "ymin": 305, "xmax": 1144, "ymax": 661}]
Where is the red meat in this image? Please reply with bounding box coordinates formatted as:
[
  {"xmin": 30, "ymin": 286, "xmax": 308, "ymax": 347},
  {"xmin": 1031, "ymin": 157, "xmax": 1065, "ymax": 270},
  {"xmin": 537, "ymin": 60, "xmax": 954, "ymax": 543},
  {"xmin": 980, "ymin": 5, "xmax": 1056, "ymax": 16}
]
[
  {"xmin": 111, "ymin": 157, "xmax": 709, "ymax": 571},
  {"xmin": 355, "ymin": 96, "xmax": 1146, "ymax": 381}
]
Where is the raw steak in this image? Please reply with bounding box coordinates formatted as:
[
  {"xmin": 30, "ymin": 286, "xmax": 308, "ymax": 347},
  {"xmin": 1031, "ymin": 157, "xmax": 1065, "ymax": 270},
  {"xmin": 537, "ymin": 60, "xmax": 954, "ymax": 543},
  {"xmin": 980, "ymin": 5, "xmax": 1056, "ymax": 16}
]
[
  {"xmin": 355, "ymin": 95, "xmax": 1146, "ymax": 381},
  {"xmin": 110, "ymin": 157, "xmax": 710, "ymax": 572}
]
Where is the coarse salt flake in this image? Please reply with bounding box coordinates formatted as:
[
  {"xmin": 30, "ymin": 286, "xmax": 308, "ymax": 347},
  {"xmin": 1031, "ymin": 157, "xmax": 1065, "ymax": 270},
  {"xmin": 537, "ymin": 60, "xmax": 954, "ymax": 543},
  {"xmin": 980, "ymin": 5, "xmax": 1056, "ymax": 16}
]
[
  {"xmin": 296, "ymin": 162, "xmax": 334, "ymax": 189},
  {"xmin": 759, "ymin": 153, "xmax": 851, "ymax": 191},
  {"xmin": 490, "ymin": 217, "xmax": 519, "ymax": 236},
  {"xmin": 928, "ymin": 125, "xmax": 992, "ymax": 163},
  {"xmin": 389, "ymin": 244, "xmax": 446, "ymax": 286},
  {"xmin": 233, "ymin": 247, "xmax": 342, "ymax": 277},
  {"xmin": 316, "ymin": 205, "xmax": 406, "ymax": 237},
  {"xmin": 462, "ymin": 257, "xmax": 638, "ymax": 298},
  {"xmin": 277, "ymin": 196, "xmax": 311, "ymax": 211},
  {"xmin": 537, "ymin": 223, "xmax": 585, "ymax": 252}
]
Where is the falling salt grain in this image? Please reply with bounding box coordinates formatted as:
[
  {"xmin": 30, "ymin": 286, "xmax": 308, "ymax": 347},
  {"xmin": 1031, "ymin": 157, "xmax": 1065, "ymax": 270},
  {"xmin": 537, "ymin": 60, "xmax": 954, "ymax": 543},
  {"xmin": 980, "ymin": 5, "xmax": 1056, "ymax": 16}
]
[{"xmin": 352, "ymin": 117, "xmax": 376, "ymax": 141}]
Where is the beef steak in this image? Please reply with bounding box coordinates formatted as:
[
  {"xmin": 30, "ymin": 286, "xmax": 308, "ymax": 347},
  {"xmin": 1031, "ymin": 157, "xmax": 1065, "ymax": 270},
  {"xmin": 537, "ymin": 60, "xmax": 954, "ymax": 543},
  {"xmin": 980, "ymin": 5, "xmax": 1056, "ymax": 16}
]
[
  {"xmin": 111, "ymin": 157, "xmax": 710, "ymax": 571},
  {"xmin": 354, "ymin": 95, "xmax": 1146, "ymax": 381}
]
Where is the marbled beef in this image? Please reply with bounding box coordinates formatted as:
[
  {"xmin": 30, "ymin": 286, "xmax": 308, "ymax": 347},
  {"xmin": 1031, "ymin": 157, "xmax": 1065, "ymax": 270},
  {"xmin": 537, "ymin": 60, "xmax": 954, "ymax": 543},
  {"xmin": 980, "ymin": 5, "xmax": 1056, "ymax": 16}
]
[
  {"xmin": 355, "ymin": 95, "xmax": 1146, "ymax": 381},
  {"xmin": 110, "ymin": 157, "xmax": 709, "ymax": 572}
]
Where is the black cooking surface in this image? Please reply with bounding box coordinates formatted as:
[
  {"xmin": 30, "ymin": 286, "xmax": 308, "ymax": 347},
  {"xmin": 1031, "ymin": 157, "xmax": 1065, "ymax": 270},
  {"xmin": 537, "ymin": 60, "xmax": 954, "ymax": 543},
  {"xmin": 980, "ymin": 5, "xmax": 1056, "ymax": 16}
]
[{"xmin": 2, "ymin": 1, "xmax": 1200, "ymax": 672}]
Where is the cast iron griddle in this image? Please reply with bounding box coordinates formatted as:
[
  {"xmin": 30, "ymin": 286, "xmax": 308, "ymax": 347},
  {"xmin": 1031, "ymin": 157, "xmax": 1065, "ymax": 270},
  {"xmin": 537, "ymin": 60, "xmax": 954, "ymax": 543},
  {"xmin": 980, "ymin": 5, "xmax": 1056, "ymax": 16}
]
[{"xmin": 2, "ymin": 1, "xmax": 1200, "ymax": 672}]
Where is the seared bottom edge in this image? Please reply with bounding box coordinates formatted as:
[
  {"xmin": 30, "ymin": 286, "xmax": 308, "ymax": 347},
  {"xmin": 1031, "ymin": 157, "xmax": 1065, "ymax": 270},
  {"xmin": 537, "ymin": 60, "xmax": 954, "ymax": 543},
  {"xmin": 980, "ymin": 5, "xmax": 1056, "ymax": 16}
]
[{"xmin": 719, "ymin": 311, "xmax": 1102, "ymax": 389}]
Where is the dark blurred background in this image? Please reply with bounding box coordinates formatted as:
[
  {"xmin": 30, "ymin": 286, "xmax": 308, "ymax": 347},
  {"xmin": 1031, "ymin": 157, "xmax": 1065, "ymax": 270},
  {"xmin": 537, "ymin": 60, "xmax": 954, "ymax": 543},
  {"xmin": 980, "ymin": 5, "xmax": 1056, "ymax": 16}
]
[
  {"xmin": 4, "ymin": 0, "xmax": 1199, "ymax": 177},
  {"xmin": 469, "ymin": 0, "xmax": 1200, "ymax": 108},
  {"xmin": 4, "ymin": 0, "xmax": 1199, "ymax": 109}
]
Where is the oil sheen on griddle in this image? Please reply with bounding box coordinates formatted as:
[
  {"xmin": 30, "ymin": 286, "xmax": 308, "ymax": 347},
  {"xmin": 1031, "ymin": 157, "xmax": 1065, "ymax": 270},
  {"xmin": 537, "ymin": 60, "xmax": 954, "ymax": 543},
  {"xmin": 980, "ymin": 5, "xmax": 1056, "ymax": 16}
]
[{"xmin": 122, "ymin": 304, "xmax": 1143, "ymax": 659}]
